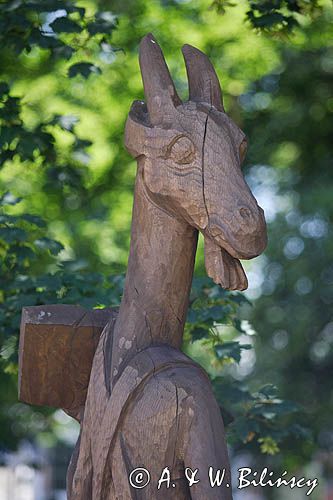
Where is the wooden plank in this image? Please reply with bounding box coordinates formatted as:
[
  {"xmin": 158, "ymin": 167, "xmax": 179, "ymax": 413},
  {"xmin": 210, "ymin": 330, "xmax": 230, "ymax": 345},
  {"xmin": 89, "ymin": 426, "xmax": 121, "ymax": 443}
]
[{"xmin": 18, "ymin": 305, "xmax": 118, "ymax": 410}]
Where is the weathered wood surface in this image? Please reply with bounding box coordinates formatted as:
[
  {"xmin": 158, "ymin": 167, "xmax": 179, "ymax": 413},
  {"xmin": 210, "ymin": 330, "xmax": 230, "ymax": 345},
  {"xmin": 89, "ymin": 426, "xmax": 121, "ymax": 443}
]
[
  {"xmin": 70, "ymin": 343, "xmax": 232, "ymax": 499},
  {"xmin": 19, "ymin": 33, "xmax": 267, "ymax": 499},
  {"xmin": 19, "ymin": 305, "xmax": 117, "ymax": 413}
]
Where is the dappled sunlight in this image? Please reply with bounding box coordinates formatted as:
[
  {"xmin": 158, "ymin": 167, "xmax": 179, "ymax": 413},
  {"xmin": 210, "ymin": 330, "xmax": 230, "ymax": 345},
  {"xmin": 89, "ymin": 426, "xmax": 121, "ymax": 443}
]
[{"xmin": 0, "ymin": 0, "xmax": 332, "ymax": 498}]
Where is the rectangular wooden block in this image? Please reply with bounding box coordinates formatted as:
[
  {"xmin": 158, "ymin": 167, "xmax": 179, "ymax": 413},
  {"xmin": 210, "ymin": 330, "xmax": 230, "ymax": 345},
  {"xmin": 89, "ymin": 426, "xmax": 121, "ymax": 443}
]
[{"xmin": 19, "ymin": 304, "xmax": 118, "ymax": 410}]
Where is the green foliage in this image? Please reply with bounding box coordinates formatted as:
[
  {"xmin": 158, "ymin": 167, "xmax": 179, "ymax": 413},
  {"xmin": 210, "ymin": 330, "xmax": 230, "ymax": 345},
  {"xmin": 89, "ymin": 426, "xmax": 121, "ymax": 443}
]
[
  {"xmin": 0, "ymin": 190, "xmax": 124, "ymax": 448},
  {"xmin": 243, "ymin": 18, "xmax": 333, "ymax": 467},
  {"xmin": 0, "ymin": 200, "xmax": 306, "ymax": 453},
  {"xmin": 215, "ymin": 341, "xmax": 252, "ymax": 363},
  {"xmin": 0, "ymin": 80, "xmax": 96, "ymax": 173},
  {"xmin": 187, "ymin": 277, "xmax": 250, "ymax": 330},
  {"xmin": 211, "ymin": 0, "xmax": 323, "ymax": 32},
  {"xmin": 183, "ymin": 280, "xmax": 308, "ymax": 455},
  {"xmin": 68, "ymin": 62, "xmax": 101, "ymax": 78},
  {"xmin": 0, "ymin": 0, "xmax": 117, "ymax": 64}
]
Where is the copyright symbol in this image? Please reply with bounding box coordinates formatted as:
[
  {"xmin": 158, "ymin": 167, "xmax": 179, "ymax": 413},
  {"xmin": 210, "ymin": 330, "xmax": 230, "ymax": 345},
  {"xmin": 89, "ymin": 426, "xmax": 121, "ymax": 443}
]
[{"xmin": 129, "ymin": 468, "xmax": 150, "ymax": 489}]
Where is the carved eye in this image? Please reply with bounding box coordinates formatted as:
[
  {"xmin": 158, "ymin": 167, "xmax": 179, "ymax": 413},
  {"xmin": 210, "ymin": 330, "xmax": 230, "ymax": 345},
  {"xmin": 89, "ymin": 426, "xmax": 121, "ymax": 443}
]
[
  {"xmin": 239, "ymin": 138, "xmax": 248, "ymax": 163},
  {"xmin": 167, "ymin": 136, "xmax": 195, "ymax": 164}
]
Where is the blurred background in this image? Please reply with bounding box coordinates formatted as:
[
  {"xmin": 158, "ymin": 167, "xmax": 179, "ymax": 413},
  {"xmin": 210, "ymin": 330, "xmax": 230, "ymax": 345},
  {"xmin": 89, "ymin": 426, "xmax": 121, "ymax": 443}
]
[{"xmin": 0, "ymin": 0, "xmax": 332, "ymax": 498}]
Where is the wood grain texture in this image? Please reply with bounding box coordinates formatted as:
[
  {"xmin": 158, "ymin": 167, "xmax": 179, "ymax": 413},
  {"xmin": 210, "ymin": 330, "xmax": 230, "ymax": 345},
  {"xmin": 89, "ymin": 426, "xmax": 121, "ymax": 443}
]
[
  {"xmin": 19, "ymin": 305, "xmax": 117, "ymax": 415},
  {"xmin": 182, "ymin": 44, "xmax": 225, "ymax": 112},
  {"xmin": 19, "ymin": 33, "xmax": 267, "ymax": 499},
  {"xmin": 71, "ymin": 344, "xmax": 232, "ymax": 500}
]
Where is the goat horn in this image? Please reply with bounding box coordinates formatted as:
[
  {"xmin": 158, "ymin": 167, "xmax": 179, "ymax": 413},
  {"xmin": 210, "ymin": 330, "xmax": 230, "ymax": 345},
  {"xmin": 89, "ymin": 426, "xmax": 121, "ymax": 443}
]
[
  {"xmin": 182, "ymin": 44, "xmax": 224, "ymax": 112},
  {"xmin": 139, "ymin": 33, "xmax": 182, "ymax": 125}
]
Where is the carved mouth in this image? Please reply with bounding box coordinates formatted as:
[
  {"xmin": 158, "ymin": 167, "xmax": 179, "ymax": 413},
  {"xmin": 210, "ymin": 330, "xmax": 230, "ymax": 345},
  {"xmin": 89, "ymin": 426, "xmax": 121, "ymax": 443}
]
[
  {"xmin": 206, "ymin": 213, "xmax": 267, "ymax": 261},
  {"xmin": 204, "ymin": 236, "xmax": 248, "ymax": 291}
]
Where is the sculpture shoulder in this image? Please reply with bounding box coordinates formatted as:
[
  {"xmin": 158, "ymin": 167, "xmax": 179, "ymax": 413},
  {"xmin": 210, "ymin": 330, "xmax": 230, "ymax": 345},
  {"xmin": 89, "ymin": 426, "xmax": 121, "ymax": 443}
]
[
  {"xmin": 130, "ymin": 345, "xmax": 213, "ymax": 397},
  {"xmin": 157, "ymin": 361, "xmax": 213, "ymax": 395},
  {"xmin": 131, "ymin": 356, "xmax": 216, "ymax": 418}
]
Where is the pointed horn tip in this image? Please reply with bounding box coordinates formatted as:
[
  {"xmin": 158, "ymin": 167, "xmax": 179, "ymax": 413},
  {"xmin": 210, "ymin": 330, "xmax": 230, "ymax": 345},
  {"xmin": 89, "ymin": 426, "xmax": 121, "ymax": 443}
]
[
  {"xmin": 140, "ymin": 33, "xmax": 158, "ymax": 48},
  {"xmin": 182, "ymin": 43, "xmax": 204, "ymax": 56}
]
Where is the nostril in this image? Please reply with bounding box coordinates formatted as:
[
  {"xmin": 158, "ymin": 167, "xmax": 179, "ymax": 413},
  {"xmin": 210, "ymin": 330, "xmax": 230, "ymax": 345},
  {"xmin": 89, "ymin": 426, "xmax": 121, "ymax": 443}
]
[{"xmin": 239, "ymin": 207, "xmax": 252, "ymax": 219}]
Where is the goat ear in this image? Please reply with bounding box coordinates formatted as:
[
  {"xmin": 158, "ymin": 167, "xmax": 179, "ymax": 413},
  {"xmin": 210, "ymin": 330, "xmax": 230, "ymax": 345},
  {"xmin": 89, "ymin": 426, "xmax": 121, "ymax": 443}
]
[
  {"xmin": 182, "ymin": 44, "xmax": 224, "ymax": 112},
  {"xmin": 139, "ymin": 33, "xmax": 182, "ymax": 126}
]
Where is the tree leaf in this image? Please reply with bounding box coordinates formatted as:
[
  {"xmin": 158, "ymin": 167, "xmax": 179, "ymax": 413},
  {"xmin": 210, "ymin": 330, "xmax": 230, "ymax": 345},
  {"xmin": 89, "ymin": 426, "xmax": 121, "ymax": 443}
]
[
  {"xmin": 87, "ymin": 12, "xmax": 117, "ymax": 35},
  {"xmin": 0, "ymin": 126, "xmax": 17, "ymax": 147},
  {"xmin": 0, "ymin": 227, "xmax": 27, "ymax": 243},
  {"xmin": 13, "ymin": 245, "xmax": 36, "ymax": 262},
  {"xmin": 191, "ymin": 326, "xmax": 209, "ymax": 342},
  {"xmin": 258, "ymin": 436, "xmax": 280, "ymax": 455},
  {"xmin": 34, "ymin": 237, "xmax": 64, "ymax": 255},
  {"xmin": 21, "ymin": 214, "xmax": 46, "ymax": 227},
  {"xmin": 0, "ymin": 192, "xmax": 22, "ymax": 206},
  {"xmin": 258, "ymin": 384, "xmax": 278, "ymax": 399},
  {"xmin": 0, "ymin": 81, "xmax": 10, "ymax": 99},
  {"xmin": 68, "ymin": 62, "xmax": 101, "ymax": 78},
  {"xmin": 215, "ymin": 341, "xmax": 252, "ymax": 363},
  {"xmin": 50, "ymin": 114, "xmax": 79, "ymax": 132},
  {"xmin": 49, "ymin": 16, "xmax": 81, "ymax": 34},
  {"xmin": 229, "ymin": 416, "xmax": 260, "ymax": 443}
]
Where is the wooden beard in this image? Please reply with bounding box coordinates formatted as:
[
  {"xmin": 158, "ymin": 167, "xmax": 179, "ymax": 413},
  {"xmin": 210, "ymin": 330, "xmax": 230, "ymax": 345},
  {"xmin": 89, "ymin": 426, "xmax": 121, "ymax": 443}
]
[{"xmin": 204, "ymin": 236, "xmax": 248, "ymax": 291}]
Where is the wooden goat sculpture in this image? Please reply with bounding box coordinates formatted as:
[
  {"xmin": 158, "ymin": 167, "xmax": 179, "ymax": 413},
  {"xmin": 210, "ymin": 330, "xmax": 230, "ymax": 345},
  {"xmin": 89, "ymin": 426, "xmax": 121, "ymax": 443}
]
[{"xmin": 19, "ymin": 34, "xmax": 267, "ymax": 499}]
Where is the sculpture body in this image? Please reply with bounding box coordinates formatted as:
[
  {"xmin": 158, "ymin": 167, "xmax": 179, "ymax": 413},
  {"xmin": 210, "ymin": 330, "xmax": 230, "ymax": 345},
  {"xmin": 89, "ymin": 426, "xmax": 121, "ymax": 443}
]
[{"xmin": 19, "ymin": 34, "xmax": 267, "ymax": 499}]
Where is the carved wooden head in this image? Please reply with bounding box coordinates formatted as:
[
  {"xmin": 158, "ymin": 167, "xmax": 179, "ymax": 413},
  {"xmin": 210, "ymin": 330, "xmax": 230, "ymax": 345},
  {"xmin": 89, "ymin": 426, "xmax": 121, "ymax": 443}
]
[{"xmin": 125, "ymin": 34, "xmax": 267, "ymax": 291}]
